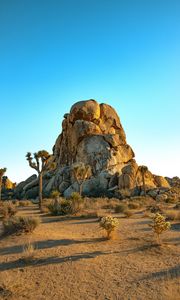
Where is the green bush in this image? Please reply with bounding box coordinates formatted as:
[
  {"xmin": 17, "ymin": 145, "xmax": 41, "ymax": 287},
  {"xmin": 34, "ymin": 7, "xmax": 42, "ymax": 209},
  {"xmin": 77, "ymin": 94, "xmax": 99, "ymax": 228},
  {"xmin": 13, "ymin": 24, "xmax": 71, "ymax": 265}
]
[{"xmin": 3, "ymin": 216, "xmax": 40, "ymax": 235}]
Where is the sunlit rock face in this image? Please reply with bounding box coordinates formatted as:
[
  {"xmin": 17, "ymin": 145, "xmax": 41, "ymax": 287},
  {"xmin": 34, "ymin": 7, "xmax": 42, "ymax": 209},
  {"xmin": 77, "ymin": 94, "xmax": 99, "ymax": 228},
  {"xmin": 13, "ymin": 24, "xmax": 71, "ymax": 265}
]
[
  {"xmin": 53, "ymin": 99, "xmax": 134, "ymax": 175},
  {"xmin": 50, "ymin": 99, "xmax": 170, "ymax": 197}
]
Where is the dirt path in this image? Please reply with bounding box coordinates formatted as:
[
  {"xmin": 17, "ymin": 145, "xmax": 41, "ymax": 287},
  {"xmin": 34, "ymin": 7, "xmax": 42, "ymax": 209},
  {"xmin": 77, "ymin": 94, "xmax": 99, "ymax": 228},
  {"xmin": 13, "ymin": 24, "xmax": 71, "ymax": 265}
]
[{"xmin": 0, "ymin": 206, "xmax": 179, "ymax": 300}]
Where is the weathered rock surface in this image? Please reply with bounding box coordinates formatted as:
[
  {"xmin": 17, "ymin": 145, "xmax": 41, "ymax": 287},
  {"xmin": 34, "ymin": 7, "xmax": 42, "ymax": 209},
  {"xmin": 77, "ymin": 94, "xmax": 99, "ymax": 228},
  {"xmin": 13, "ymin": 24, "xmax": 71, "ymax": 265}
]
[{"xmin": 14, "ymin": 99, "xmax": 172, "ymax": 199}]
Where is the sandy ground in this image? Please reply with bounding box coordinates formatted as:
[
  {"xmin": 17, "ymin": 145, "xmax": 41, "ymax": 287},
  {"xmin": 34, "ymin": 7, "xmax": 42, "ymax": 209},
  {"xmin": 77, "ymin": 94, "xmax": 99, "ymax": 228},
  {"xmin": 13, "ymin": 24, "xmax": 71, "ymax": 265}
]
[{"xmin": 0, "ymin": 205, "xmax": 179, "ymax": 300}]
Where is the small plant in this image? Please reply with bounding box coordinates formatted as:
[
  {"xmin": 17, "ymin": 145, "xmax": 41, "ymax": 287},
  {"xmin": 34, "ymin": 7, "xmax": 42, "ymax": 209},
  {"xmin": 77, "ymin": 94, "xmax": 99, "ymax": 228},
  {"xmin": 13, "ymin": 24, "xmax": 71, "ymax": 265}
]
[
  {"xmin": 128, "ymin": 202, "xmax": 140, "ymax": 209},
  {"xmin": 71, "ymin": 192, "xmax": 81, "ymax": 201},
  {"xmin": 12, "ymin": 200, "xmax": 20, "ymax": 206},
  {"xmin": 149, "ymin": 213, "xmax": 171, "ymax": 244},
  {"xmin": 3, "ymin": 216, "xmax": 40, "ymax": 235},
  {"xmin": 114, "ymin": 203, "xmax": 127, "ymax": 213},
  {"xmin": 22, "ymin": 241, "xmax": 36, "ymax": 263},
  {"xmin": 99, "ymin": 215, "xmax": 119, "ymax": 239},
  {"xmin": 124, "ymin": 210, "xmax": 133, "ymax": 218},
  {"xmin": 0, "ymin": 201, "xmax": 17, "ymax": 219},
  {"xmin": 18, "ymin": 200, "xmax": 32, "ymax": 207}
]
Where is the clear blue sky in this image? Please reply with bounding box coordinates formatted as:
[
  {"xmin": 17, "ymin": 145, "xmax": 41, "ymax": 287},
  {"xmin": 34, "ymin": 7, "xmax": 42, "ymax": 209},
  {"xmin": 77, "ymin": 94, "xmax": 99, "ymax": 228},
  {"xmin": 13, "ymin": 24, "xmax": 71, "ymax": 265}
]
[{"xmin": 0, "ymin": 0, "xmax": 180, "ymax": 183}]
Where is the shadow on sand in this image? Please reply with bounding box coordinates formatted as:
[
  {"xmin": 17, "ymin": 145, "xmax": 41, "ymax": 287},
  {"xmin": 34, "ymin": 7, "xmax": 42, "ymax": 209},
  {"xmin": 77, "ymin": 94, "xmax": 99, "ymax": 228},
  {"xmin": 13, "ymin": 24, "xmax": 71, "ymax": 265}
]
[
  {"xmin": 0, "ymin": 237, "xmax": 106, "ymax": 256},
  {"xmin": 0, "ymin": 250, "xmax": 117, "ymax": 272},
  {"xmin": 140, "ymin": 264, "xmax": 180, "ymax": 281}
]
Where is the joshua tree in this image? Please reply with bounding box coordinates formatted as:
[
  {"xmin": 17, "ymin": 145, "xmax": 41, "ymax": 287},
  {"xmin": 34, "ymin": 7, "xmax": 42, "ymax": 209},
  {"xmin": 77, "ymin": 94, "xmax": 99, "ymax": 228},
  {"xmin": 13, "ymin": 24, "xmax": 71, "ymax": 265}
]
[
  {"xmin": 26, "ymin": 151, "xmax": 50, "ymax": 210},
  {"xmin": 0, "ymin": 168, "xmax": 7, "ymax": 201},
  {"xmin": 138, "ymin": 165, "xmax": 148, "ymax": 197},
  {"xmin": 71, "ymin": 162, "xmax": 92, "ymax": 196}
]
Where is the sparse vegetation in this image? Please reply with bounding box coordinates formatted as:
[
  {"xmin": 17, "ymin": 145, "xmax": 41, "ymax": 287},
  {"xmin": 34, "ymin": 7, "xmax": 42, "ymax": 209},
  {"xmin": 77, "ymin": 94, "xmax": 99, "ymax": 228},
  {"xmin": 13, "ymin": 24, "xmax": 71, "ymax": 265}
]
[
  {"xmin": 3, "ymin": 215, "xmax": 40, "ymax": 235},
  {"xmin": 99, "ymin": 215, "xmax": 119, "ymax": 239},
  {"xmin": 114, "ymin": 203, "xmax": 127, "ymax": 213},
  {"xmin": 18, "ymin": 200, "xmax": 32, "ymax": 207},
  {"xmin": 0, "ymin": 201, "xmax": 17, "ymax": 219},
  {"xmin": 128, "ymin": 202, "xmax": 140, "ymax": 209}
]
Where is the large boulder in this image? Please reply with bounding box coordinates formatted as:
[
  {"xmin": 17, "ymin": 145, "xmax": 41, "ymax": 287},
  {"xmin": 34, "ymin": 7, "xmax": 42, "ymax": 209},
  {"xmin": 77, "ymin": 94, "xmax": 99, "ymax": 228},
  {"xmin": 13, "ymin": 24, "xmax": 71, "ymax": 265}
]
[
  {"xmin": 18, "ymin": 99, "xmax": 172, "ymax": 198},
  {"xmin": 14, "ymin": 174, "xmax": 37, "ymax": 199}
]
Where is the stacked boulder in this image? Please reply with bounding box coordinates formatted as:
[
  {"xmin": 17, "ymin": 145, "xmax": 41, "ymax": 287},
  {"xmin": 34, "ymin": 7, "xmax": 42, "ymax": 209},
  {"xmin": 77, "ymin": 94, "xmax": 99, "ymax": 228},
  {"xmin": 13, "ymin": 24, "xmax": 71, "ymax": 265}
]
[{"xmin": 15, "ymin": 99, "xmax": 171, "ymax": 199}]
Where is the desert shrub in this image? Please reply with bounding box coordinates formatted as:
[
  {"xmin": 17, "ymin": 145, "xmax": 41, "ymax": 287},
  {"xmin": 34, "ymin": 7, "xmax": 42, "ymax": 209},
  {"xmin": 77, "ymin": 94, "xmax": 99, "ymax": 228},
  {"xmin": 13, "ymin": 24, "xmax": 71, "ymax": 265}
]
[
  {"xmin": 51, "ymin": 190, "xmax": 60, "ymax": 198},
  {"xmin": 70, "ymin": 192, "xmax": 81, "ymax": 201},
  {"xmin": 114, "ymin": 203, "xmax": 127, "ymax": 213},
  {"xmin": 60, "ymin": 200, "xmax": 73, "ymax": 215},
  {"xmin": 174, "ymin": 202, "xmax": 180, "ymax": 209},
  {"xmin": 148, "ymin": 205, "xmax": 163, "ymax": 214},
  {"xmin": 120, "ymin": 189, "xmax": 131, "ymax": 198},
  {"xmin": 47, "ymin": 198, "xmax": 77, "ymax": 216},
  {"xmin": 124, "ymin": 210, "xmax": 133, "ymax": 218},
  {"xmin": 143, "ymin": 211, "xmax": 154, "ymax": 218},
  {"xmin": 165, "ymin": 196, "xmax": 178, "ymax": 204},
  {"xmin": 48, "ymin": 201, "xmax": 61, "ymax": 215},
  {"xmin": 12, "ymin": 200, "xmax": 20, "ymax": 206},
  {"xmin": 149, "ymin": 213, "xmax": 171, "ymax": 244},
  {"xmin": 165, "ymin": 210, "xmax": 180, "ymax": 221},
  {"xmin": 79, "ymin": 211, "xmax": 99, "ymax": 218},
  {"xmin": 128, "ymin": 202, "xmax": 140, "ymax": 209},
  {"xmin": 41, "ymin": 206, "xmax": 50, "ymax": 214},
  {"xmin": 3, "ymin": 216, "xmax": 40, "ymax": 235},
  {"xmin": 0, "ymin": 201, "xmax": 17, "ymax": 219},
  {"xmin": 99, "ymin": 215, "xmax": 119, "ymax": 239},
  {"xmin": 18, "ymin": 200, "xmax": 32, "ymax": 207}
]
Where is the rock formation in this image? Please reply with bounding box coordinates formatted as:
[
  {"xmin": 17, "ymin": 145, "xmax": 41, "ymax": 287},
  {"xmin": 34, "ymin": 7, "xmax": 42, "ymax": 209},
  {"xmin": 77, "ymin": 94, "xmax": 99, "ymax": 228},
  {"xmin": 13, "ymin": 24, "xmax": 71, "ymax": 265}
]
[{"xmin": 15, "ymin": 99, "xmax": 170, "ymax": 199}]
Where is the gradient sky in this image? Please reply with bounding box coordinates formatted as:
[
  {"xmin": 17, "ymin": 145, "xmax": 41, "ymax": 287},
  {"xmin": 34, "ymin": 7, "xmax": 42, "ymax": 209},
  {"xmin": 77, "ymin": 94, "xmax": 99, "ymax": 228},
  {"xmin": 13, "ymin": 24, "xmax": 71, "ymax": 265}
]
[{"xmin": 0, "ymin": 0, "xmax": 180, "ymax": 183}]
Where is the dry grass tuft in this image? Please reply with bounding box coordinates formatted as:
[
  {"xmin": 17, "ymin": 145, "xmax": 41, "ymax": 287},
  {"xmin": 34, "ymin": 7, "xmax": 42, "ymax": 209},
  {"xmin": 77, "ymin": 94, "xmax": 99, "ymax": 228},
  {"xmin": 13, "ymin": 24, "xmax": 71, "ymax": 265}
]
[
  {"xmin": 22, "ymin": 241, "xmax": 36, "ymax": 263},
  {"xmin": 18, "ymin": 200, "xmax": 32, "ymax": 207}
]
